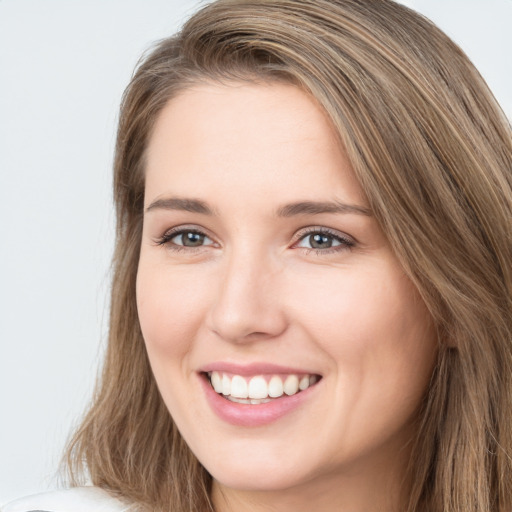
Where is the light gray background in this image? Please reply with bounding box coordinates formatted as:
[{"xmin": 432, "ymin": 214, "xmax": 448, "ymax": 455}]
[{"xmin": 1, "ymin": 0, "xmax": 511, "ymax": 504}]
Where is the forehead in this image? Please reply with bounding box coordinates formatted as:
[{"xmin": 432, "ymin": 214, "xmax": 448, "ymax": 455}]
[{"xmin": 144, "ymin": 82, "xmax": 366, "ymax": 208}]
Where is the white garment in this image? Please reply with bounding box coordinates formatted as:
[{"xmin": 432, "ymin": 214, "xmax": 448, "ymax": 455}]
[{"xmin": 1, "ymin": 487, "xmax": 131, "ymax": 512}]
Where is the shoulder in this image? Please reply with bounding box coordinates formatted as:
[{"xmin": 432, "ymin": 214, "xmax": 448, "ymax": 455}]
[{"xmin": 1, "ymin": 487, "xmax": 132, "ymax": 512}]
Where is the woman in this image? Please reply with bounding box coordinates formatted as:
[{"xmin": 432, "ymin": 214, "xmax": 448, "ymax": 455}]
[{"xmin": 4, "ymin": 0, "xmax": 511, "ymax": 511}]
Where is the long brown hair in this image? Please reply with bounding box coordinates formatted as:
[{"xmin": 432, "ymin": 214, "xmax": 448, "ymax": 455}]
[{"xmin": 65, "ymin": 1, "xmax": 512, "ymax": 510}]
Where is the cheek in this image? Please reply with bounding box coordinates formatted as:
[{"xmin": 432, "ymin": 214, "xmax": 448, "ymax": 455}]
[
  {"xmin": 289, "ymin": 263, "xmax": 436, "ymax": 395},
  {"xmin": 136, "ymin": 259, "xmax": 210, "ymax": 358},
  {"xmin": 289, "ymin": 265, "xmax": 419, "ymax": 339}
]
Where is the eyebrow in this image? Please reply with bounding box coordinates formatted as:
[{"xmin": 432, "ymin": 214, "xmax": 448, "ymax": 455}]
[
  {"xmin": 145, "ymin": 197, "xmax": 215, "ymax": 215},
  {"xmin": 276, "ymin": 200, "xmax": 372, "ymax": 217},
  {"xmin": 145, "ymin": 196, "xmax": 372, "ymax": 217}
]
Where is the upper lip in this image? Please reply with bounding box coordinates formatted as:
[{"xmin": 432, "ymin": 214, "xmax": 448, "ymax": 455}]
[{"xmin": 199, "ymin": 361, "xmax": 321, "ymax": 376}]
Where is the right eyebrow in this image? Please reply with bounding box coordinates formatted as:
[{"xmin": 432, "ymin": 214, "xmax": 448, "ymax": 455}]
[{"xmin": 145, "ymin": 197, "xmax": 215, "ymax": 215}]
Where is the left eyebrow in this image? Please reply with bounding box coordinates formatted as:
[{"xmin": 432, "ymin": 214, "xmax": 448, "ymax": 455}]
[{"xmin": 276, "ymin": 200, "xmax": 372, "ymax": 217}]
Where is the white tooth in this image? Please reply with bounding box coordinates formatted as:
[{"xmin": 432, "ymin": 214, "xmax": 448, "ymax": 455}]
[
  {"xmin": 228, "ymin": 396, "xmax": 250, "ymax": 404},
  {"xmin": 222, "ymin": 374, "xmax": 231, "ymax": 395},
  {"xmin": 211, "ymin": 371, "xmax": 223, "ymax": 393},
  {"xmin": 227, "ymin": 396, "xmax": 273, "ymax": 405},
  {"xmin": 284, "ymin": 374, "xmax": 299, "ymax": 396},
  {"xmin": 299, "ymin": 375, "xmax": 310, "ymax": 391},
  {"xmin": 309, "ymin": 375, "xmax": 319, "ymax": 386},
  {"xmin": 248, "ymin": 376, "xmax": 268, "ymax": 399},
  {"xmin": 231, "ymin": 375, "xmax": 249, "ymax": 398},
  {"xmin": 251, "ymin": 398, "xmax": 272, "ymax": 404},
  {"xmin": 268, "ymin": 375, "xmax": 284, "ymax": 397}
]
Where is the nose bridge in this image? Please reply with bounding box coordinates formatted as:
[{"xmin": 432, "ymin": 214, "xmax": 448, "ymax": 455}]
[{"xmin": 208, "ymin": 243, "xmax": 286, "ymax": 343}]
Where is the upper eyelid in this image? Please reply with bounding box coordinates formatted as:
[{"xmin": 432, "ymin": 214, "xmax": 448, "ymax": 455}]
[
  {"xmin": 293, "ymin": 225, "xmax": 356, "ymax": 243},
  {"xmin": 162, "ymin": 224, "xmax": 215, "ymax": 239},
  {"xmin": 160, "ymin": 224, "xmax": 351, "ymax": 236}
]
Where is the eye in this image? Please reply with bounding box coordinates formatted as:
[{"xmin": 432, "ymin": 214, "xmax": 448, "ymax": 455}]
[
  {"xmin": 173, "ymin": 231, "xmax": 212, "ymax": 247},
  {"xmin": 156, "ymin": 228, "xmax": 216, "ymax": 249},
  {"xmin": 294, "ymin": 228, "xmax": 355, "ymax": 252}
]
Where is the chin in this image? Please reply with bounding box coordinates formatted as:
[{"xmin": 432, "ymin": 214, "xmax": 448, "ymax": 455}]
[
  {"xmin": 210, "ymin": 464, "xmax": 310, "ymax": 493},
  {"xmin": 197, "ymin": 442, "xmax": 324, "ymax": 493}
]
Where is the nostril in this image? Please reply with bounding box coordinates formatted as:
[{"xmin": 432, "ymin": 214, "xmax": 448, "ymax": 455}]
[{"xmin": 244, "ymin": 331, "xmax": 274, "ymax": 340}]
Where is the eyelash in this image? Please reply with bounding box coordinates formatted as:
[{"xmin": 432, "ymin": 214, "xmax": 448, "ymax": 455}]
[
  {"xmin": 154, "ymin": 227, "xmax": 214, "ymax": 252},
  {"xmin": 154, "ymin": 226, "xmax": 355, "ymax": 255},
  {"xmin": 293, "ymin": 227, "xmax": 355, "ymax": 255}
]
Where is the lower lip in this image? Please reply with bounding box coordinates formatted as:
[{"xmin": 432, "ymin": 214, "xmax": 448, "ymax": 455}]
[{"xmin": 199, "ymin": 374, "xmax": 318, "ymax": 427}]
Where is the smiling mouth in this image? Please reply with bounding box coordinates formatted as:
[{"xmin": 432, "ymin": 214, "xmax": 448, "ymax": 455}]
[{"xmin": 205, "ymin": 371, "xmax": 321, "ymax": 404}]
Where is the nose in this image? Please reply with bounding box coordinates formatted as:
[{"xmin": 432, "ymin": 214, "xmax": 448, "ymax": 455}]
[{"xmin": 207, "ymin": 249, "xmax": 288, "ymax": 344}]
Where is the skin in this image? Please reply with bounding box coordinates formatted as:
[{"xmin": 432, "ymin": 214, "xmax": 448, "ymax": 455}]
[{"xmin": 137, "ymin": 82, "xmax": 438, "ymax": 512}]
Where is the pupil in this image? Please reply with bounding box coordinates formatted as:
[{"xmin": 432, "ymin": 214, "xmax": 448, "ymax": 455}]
[
  {"xmin": 183, "ymin": 232, "xmax": 204, "ymax": 247},
  {"xmin": 310, "ymin": 233, "xmax": 332, "ymax": 249}
]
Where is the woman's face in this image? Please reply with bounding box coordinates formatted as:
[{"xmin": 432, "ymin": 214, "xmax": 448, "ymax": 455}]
[{"xmin": 137, "ymin": 82, "xmax": 438, "ymax": 502}]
